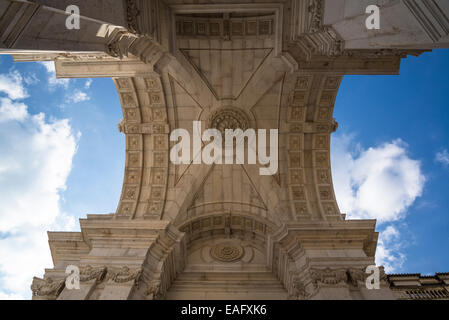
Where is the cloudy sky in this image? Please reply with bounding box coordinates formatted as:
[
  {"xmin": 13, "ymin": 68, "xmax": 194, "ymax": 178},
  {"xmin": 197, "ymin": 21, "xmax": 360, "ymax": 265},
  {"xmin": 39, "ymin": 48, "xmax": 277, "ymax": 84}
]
[{"xmin": 0, "ymin": 49, "xmax": 448, "ymax": 299}]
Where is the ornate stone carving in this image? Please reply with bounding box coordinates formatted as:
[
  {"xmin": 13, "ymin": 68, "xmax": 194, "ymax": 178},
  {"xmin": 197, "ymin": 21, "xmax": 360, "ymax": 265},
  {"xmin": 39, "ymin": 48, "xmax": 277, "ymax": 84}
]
[
  {"xmin": 79, "ymin": 265, "xmax": 107, "ymax": 283},
  {"xmin": 145, "ymin": 280, "xmax": 163, "ymax": 300},
  {"xmin": 118, "ymin": 118, "xmax": 125, "ymax": 133},
  {"xmin": 106, "ymin": 31, "xmax": 166, "ymax": 65},
  {"xmin": 310, "ymin": 268, "xmax": 348, "ymax": 288},
  {"xmin": 126, "ymin": 0, "xmax": 140, "ymax": 34},
  {"xmin": 291, "ymin": 277, "xmax": 310, "ymax": 300},
  {"xmin": 347, "ymin": 268, "xmax": 367, "ymax": 287},
  {"xmin": 31, "ymin": 277, "xmax": 65, "ymax": 298},
  {"xmin": 308, "ymin": 0, "xmax": 324, "ymax": 33},
  {"xmin": 342, "ymin": 49, "xmax": 427, "ymax": 59},
  {"xmin": 107, "ymin": 266, "xmax": 142, "ymax": 284},
  {"xmin": 211, "ymin": 243, "xmax": 244, "ymax": 262},
  {"xmin": 106, "ymin": 31, "xmax": 139, "ymax": 59},
  {"xmin": 210, "ymin": 108, "xmax": 250, "ymax": 135}
]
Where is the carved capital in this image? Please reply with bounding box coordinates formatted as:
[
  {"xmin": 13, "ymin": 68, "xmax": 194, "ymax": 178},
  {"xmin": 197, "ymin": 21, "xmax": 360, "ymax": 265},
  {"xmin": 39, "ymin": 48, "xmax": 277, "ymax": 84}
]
[
  {"xmin": 106, "ymin": 31, "xmax": 139, "ymax": 59},
  {"xmin": 347, "ymin": 268, "xmax": 368, "ymax": 287},
  {"xmin": 106, "ymin": 30, "xmax": 167, "ymax": 66},
  {"xmin": 309, "ymin": 268, "xmax": 348, "ymax": 288}
]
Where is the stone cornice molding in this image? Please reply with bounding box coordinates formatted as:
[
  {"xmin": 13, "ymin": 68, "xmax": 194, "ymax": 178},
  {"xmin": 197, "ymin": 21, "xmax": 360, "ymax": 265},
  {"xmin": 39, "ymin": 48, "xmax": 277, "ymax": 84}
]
[{"xmin": 79, "ymin": 218, "xmax": 173, "ymax": 248}]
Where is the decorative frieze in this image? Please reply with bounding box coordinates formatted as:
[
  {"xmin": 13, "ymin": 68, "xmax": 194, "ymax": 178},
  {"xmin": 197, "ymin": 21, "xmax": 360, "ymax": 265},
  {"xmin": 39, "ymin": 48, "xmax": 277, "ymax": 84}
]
[
  {"xmin": 79, "ymin": 265, "xmax": 107, "ymax": 283},
  {"xmin": 310, "ymin": 268, "xmax": 348, "ymax": 288},
  {"xmin": 107, "ymin": 266, "xmax": 142, "ymax": 284},
  {"xmin": 176, "ymin": 16, "xmax": 274, "ymax": 39},
  {"xmin": 31, "ymin": 277, "xmax": 65, "ymax": 299}
]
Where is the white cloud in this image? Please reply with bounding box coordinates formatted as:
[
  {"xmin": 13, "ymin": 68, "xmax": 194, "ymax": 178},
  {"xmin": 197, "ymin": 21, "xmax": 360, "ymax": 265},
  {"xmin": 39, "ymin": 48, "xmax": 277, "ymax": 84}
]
[
  {"xmin": 66, "ymin": 89, "xmax": 90, "ymax": 104},
  {"xmin": 0, "ymin": 71, "xmax": 79, "ymax": 299},
  {"xmin": 85, "ymin": 79, "xmax": 93, "ymax": 89},
  {"xmin": 435, "ymin": 149, "xmax": 449, "ymax": 167},
  {"xmin": 0, "ymin": 98, "xmax": 28, "ymax": 122},
  {"xmin": 375, "ymin": 226, "xmax": 406, "ymax": 273},
  {"xmin": 332, "ymin": 135, "xmax": 425, "ymax": 223},
  {"xmin": 38, "ymin": 61, "xmax": 70, "ymax": 89},
  {"xmin": 23, "ymin": 73, "xmax": 39, "ymax": 86},
  {"xmin": 38, "ymin": 61, "xmax": 55, "ymax": 74},
  {"xmin": 0, "ymin": 70, "xmax": 28, "ymax": 100},
  {"xmin": 331, "ymin": 134, "xmax": 425, "ymax": 272}
]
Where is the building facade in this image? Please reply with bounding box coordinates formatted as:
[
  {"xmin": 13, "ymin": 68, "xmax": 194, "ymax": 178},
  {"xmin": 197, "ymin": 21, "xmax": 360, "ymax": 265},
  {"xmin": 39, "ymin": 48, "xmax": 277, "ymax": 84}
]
[{"xmin": 1, "ymin": 0, "xmax": 448, "ymax": 300}]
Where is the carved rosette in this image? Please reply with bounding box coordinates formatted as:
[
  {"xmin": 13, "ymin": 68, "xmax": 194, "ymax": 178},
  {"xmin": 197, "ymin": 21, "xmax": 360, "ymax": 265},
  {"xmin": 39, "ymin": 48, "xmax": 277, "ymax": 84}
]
[
  {"xmin": 209, "ymin": 108, "xmax": 250, "ymax": 135},
  {"xmin": 210, "ymin": 243, "xmax": 244, "ymax": 262}
]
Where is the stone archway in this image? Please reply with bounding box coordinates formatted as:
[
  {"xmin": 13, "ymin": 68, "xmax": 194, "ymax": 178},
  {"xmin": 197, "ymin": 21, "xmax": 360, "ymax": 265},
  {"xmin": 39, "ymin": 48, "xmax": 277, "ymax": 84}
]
[
  {"xmin": 167, "ymin": 213, "xmax": 288, "ymax": 300},
  {"xmin": 3, "ymin": 0, "xmax": 446, "ymax": 300}
]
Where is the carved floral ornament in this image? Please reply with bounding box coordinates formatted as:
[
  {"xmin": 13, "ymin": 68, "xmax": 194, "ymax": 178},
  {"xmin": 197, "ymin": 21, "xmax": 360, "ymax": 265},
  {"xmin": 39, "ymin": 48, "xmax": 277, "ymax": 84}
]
[
  {"xmin": 209, "ymin": 108, "xmax": 250, "ymax": 135},
  {"xmin": 210, "ymin": 243, "xmax": 245, "ymax": 262}
]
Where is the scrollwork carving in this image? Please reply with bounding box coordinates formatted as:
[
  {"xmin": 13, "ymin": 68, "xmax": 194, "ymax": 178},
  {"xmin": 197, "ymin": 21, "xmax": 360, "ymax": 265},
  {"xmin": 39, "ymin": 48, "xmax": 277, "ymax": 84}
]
[
  {"xmin": 79, "ymin": 265, "xmax": 107, "ymax": 283},
  {"xmin": 31, "ymin": 277, "xmax": 65, "ymax": 298},
  {"xmin": 107, "ymin": 266, "xmax": 142, "ymax": 284}
]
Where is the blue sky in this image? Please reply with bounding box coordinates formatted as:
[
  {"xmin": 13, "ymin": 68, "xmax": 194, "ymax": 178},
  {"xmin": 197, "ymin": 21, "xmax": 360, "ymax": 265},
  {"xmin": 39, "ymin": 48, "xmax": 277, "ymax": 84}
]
[
  {"xmin": 332, "ymin": 49, "xmax": 449, "ymax": 275},
  {"xmin": 0, "ymin": 49, "xmax": 448, "ymax": 299}
]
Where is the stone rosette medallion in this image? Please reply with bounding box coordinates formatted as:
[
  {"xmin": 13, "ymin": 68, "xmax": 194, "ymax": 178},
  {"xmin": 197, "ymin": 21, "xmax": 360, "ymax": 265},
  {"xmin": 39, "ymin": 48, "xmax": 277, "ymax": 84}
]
[
  {"xmin": 209, "ymin": 108, "xmax": 250, "ymax": 135},
  {"xmin": 210, "ymin": 243, "xmax": 245, "ymax": 262}
]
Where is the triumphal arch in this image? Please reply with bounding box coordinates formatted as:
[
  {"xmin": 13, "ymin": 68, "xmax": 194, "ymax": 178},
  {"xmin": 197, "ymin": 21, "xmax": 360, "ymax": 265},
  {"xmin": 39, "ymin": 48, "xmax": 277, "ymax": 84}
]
[{"xmin": 1, "ymin": 0, "xmax": 448, "ymax": 300}]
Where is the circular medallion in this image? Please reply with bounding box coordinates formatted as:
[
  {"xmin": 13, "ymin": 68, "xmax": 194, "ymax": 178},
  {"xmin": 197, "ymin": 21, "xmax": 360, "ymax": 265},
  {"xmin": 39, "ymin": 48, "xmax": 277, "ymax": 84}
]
[
  {"xmin": 210, "ymin": 108, "xmax": 250, "ymax": 135},
  {"xmin": 211, "ymin": 243, "xmax": 244, "ymax": 262}
]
